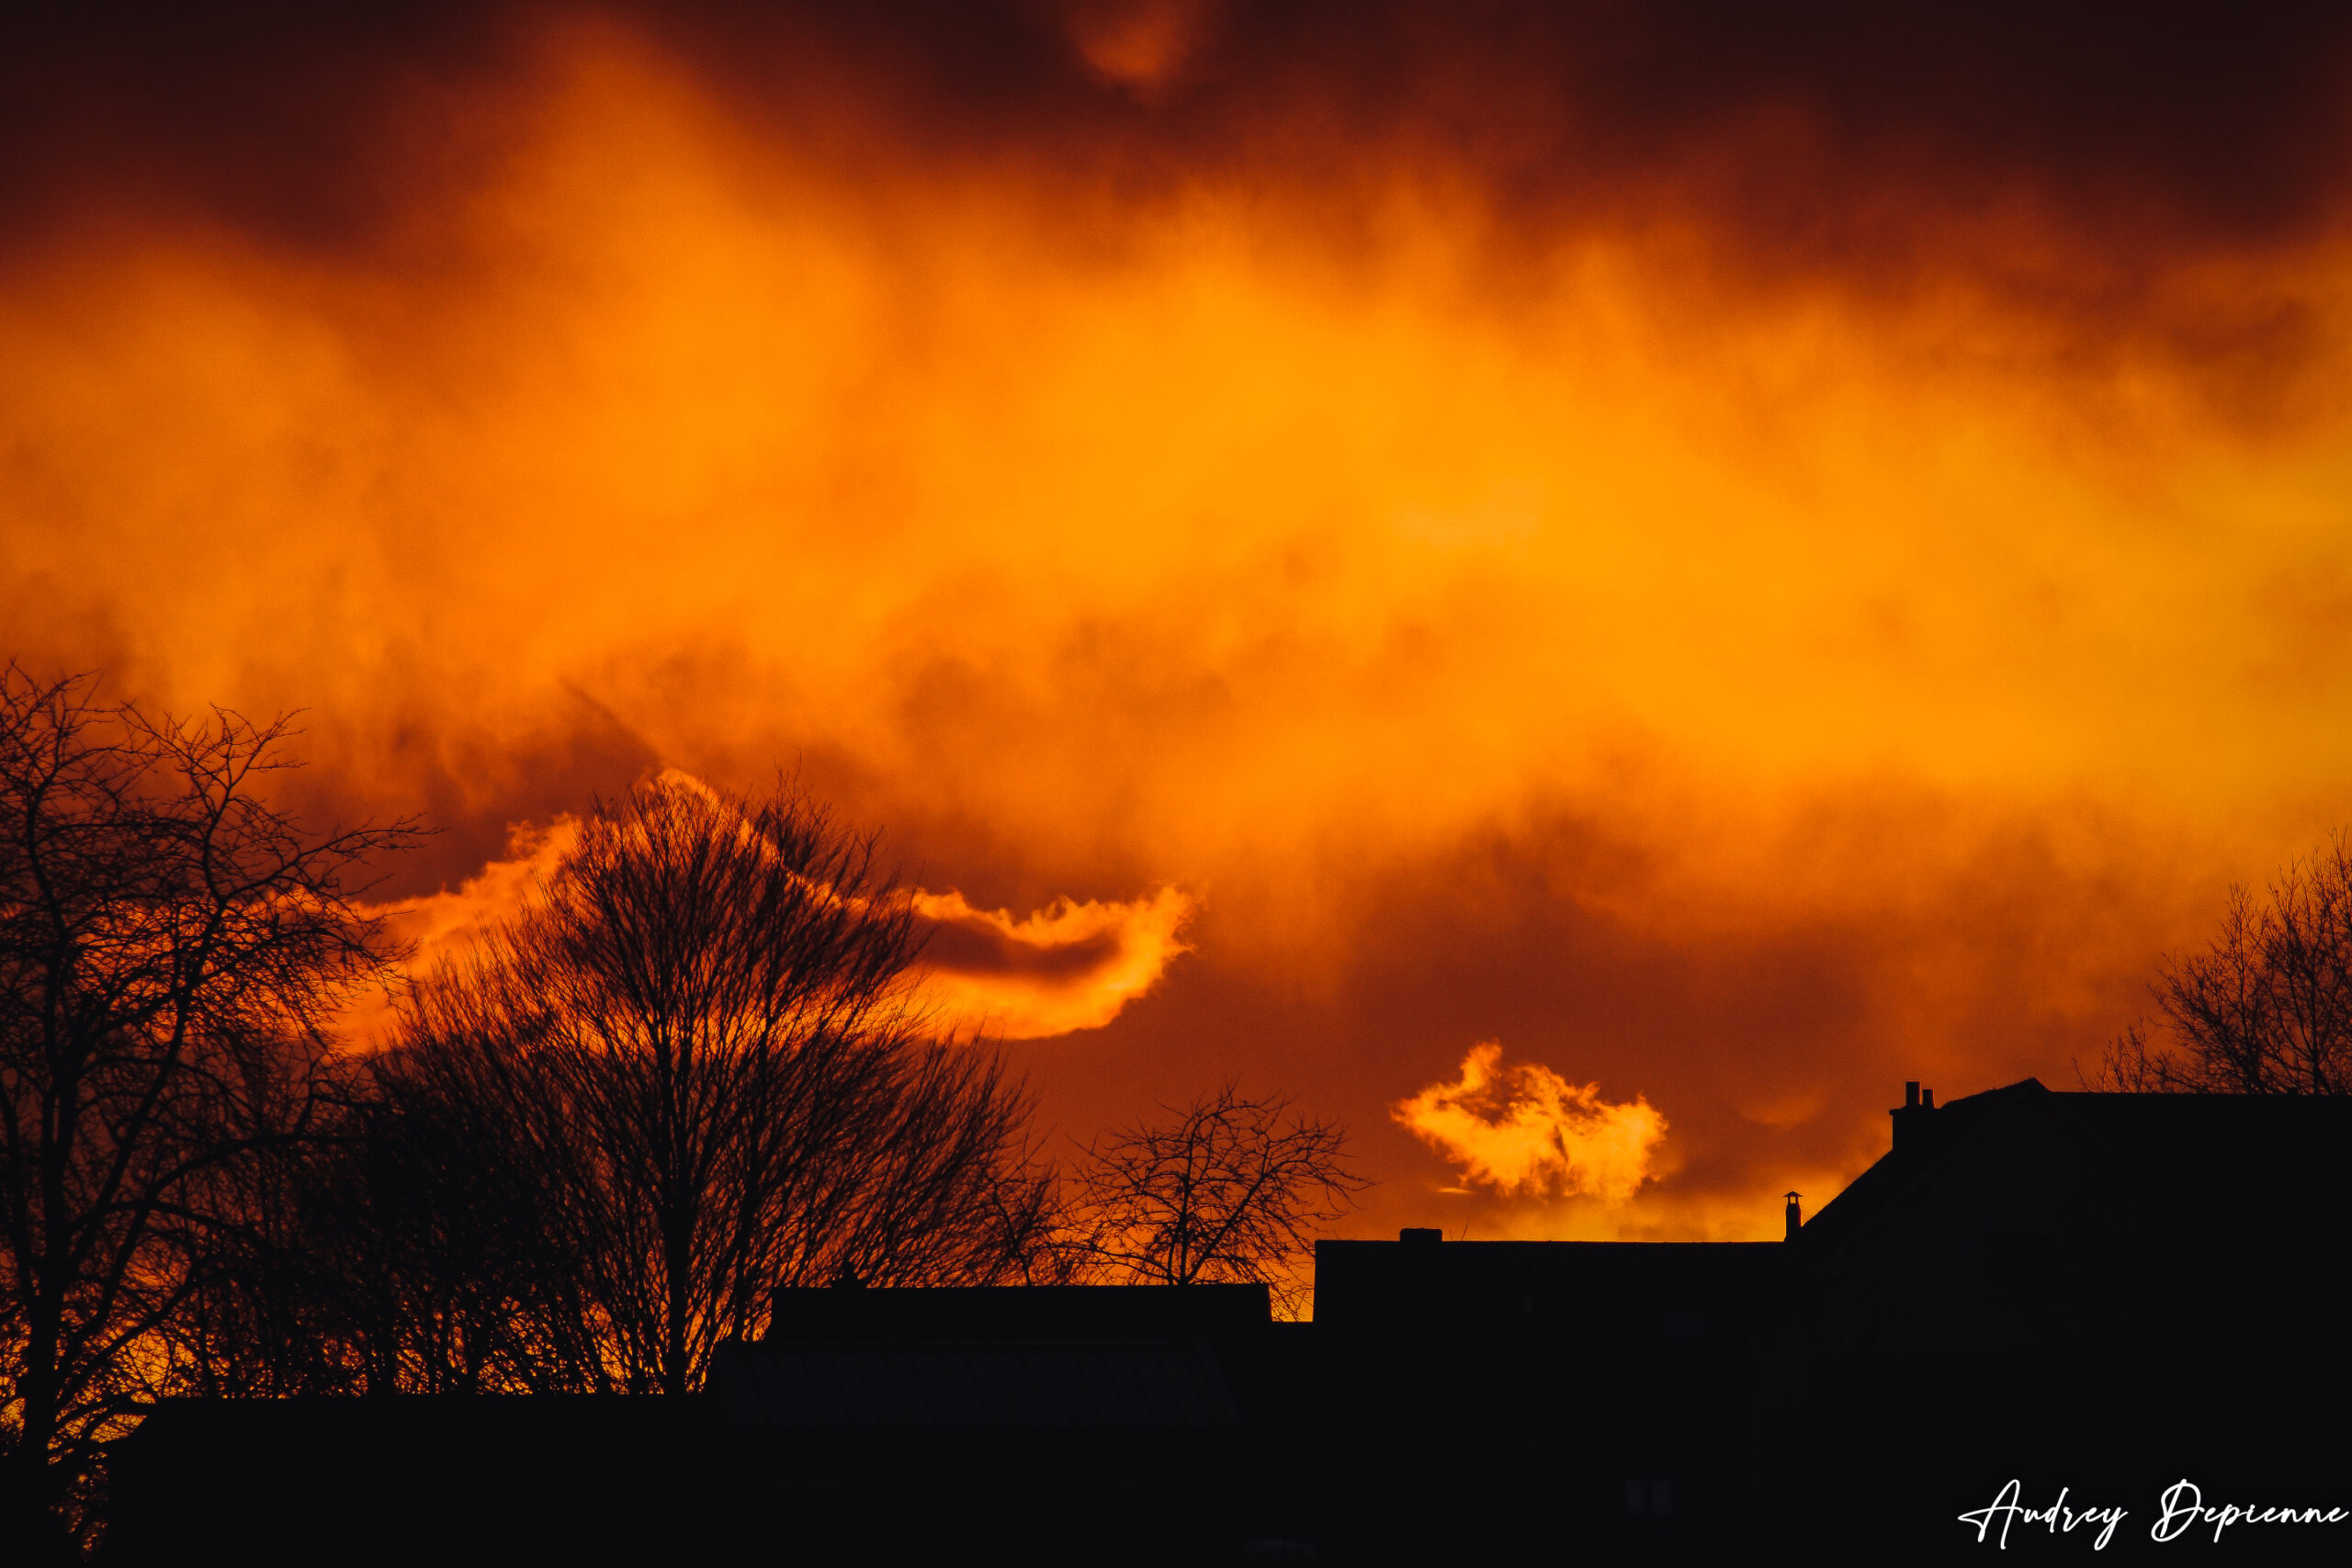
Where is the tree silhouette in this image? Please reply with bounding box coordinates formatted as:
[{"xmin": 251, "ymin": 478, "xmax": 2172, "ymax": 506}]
[
  {"xmin": 0, "ymin": 668, "xmax": 411, "ymax": 1556},
  {"xmin": 357, "ymin": 775, "xmax": 1055, "ymax": 1396},
  {"xmin": 2097, "ymin": 833, "xmax": 2352, "ymax": 1094},
  {"xmin": 249, "ymin": 1060, "xmax": 616, "ymax": 1398},
  {"xmin": 1069, "ymin": 1082, "xmax": 1367, "ymax": 1317}
]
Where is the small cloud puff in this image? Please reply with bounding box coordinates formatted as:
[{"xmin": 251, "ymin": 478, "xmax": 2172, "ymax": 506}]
[{"xmin": 1394, "ymin": 1042, "xmax": 1668, "ymax": 1206}]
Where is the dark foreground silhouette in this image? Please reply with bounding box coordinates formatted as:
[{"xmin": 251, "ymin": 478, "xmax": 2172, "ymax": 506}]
[{"xmin": 106, "ymin": 1080, "xmax": 2352, "ymax": 1563}]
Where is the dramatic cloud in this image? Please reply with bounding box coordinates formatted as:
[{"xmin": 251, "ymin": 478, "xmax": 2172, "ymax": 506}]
[
  {"xmin": 12, "ymin": 4, "xmax": 2352, "ymax": 336},
  {"xmin": 340, "ymin": 785, "xmax": 1190, "ymax": 1046},
  {"xmin": 6, "ymin": 3, "xmax": 2351, "ymax": 1245},
  {"xmin": 1394, "ymin": 1043, "xmax": 1668, "ymax": 1205}
]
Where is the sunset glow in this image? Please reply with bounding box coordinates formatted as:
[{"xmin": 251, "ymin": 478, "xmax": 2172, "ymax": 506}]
[{"xmin": 8, "ymin": 4, "xmax": 2352, "ymax": 1248}]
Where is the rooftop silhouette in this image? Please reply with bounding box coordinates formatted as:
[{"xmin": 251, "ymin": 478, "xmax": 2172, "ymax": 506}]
[{"xmin": 103, "ymin": 1080, "xmax": 2352, "ymax": 1563}]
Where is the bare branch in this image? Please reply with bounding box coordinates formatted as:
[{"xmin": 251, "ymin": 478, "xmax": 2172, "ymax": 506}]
[
  {"xmin": 1066, "ymin": 1080, "xmax": 1369, "ymax": 1317},
  {"xmin": 326, "ymin": 775, "xmax": 1046, "ymax": 1399},
  {"xmin": 1, "ymin": 664, "xmax": 414, "ymax": 1551},
  {"xmin": 2092, "ymin": 833, "xmax": 2352, "ymax": 1096}
]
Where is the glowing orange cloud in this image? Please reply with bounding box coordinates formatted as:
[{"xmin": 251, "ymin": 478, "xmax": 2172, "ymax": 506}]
[
  {"xmin": 910, "ymin": 886, "xmax": 1194, "ymax": 1039},
  {"xmin": 334, "ymin": 818, "xmax": 581, "ymax": 1049},
  {"xmin": 341, "ymin": 777, "xmax": 1190, "ymax": 1047},
  {"xmin": 8, "ymin": 11, "xmax": 2352, "ymax": 1243},
  {"xmin": 372, "ymin": 819, "xmax": 582, "ymax": 970},
  {"xmin": 1395, "ymin": 1043, "xmax": 1668, "ymax": 1205}
]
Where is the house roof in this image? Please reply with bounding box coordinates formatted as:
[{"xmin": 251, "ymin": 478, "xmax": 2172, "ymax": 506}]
[
  {"xmin": 1792, "ymin": 1077, "xmax": 2052, "ymax": 1253},
  {"xmin": 1793, "ymin": 1077, "xmax": 2352, "ymax": 1256}
]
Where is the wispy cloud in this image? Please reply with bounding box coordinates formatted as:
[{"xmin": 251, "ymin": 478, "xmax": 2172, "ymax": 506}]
[
  {"xmin": 910, "ymin": 886, "xmax": 1194, "ymax": 1039},
  {"xmin": 341, "ymin": 779, "xmax": 1192, "ymax": 1046}
]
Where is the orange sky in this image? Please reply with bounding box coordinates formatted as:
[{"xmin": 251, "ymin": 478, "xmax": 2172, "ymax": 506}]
[{"xmin": 6, "ymin": 2, "xmax": 2352, "ymax": 1247}]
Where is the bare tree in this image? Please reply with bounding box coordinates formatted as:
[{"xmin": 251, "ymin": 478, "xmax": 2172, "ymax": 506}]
[
  {"xmin": 1069, "ymin": 1082, "xmax": 1368, "ymax": 1317},
  {"xmin": 2095, "ymin": 834, "xmax": 2352, "ymax": 1094},
  {"xmin": 371, "ymin": 776, "xmax": 1055, "ymax": 1397},
  {"xmin": 0, "ymin": 668, "xmax": 411, "ymax": 1555},
  {"xmin": 237, "ymin": 1071, "xmax": 617, "ymax": 1399}
]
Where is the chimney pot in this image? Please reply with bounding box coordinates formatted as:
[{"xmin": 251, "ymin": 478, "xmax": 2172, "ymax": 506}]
[
  {"xmin": 1399, "ymin": 1227, "xmax": 1442, "ymax": 1245},
  {"xmin": 1922, "ymin": 1088, "xmax": 1935, "ymax": 1110},
  {"xmin": 1905, "ymin": 1080, "xmax": 1920, "ymax": 1109},
  {"xmin": 1783, "ymin": 1190, "xmax": 1802, "ymax": 1241}
]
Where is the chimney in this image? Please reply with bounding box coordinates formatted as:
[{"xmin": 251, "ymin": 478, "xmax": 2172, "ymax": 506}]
[
  {"xmin": 1783, "ymin": 1191, "xmax": 1802, "ymax": 1241},
  {"xmin": 1891, "ymin": 1081, "xmax": 1936, "ymax": 1153},
  {"xmin": 1399, "ymin": 1227, "xmax": 1442, "ymax": 1245}
]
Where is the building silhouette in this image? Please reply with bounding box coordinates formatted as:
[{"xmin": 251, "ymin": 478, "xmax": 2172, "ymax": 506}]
[
  {"xmin": 1759, "ymin": 1077, "xmax": 2352, "ymax": 1552},
  {"xmin": 701, "ymin": 1283, "xmax": 1293, "ymax": 1562},
  {"xmin": 104, "ymin": 1080, "xmax": 2352, "ymax": 1562}
]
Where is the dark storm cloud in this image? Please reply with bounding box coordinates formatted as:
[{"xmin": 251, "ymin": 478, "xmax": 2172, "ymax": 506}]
[
  {"xmin": 0, "ymin": 3, "xmax": 527, "ymax": 249},
  {"xmin": 10, "ymin": 2, "xmax": 2351, "ymax": 274}
]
